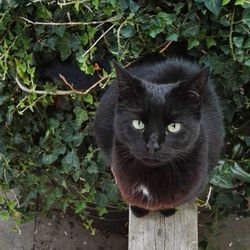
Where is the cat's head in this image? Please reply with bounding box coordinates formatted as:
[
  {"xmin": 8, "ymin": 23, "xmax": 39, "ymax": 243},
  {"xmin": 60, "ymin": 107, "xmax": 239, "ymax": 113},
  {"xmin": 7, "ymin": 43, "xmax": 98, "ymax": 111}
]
[{"xmin": 113, "ymin": 62, "xmax": 209, "ymax": 166}]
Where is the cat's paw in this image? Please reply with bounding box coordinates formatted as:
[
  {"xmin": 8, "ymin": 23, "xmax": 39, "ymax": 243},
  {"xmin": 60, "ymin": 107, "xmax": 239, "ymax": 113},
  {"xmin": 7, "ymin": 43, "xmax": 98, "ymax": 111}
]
[
  {"xmin": 131, "ymin": 206, "xmax": 149, "ymax": 218},
  {"xmin": 160, "ymin": 208, "xmax": 176, "ymax": 217}
]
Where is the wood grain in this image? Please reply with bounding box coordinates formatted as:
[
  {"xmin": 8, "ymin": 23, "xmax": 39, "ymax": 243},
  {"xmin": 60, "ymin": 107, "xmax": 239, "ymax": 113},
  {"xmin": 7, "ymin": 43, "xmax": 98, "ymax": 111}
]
[{"xmin": 129, "ymin": 201, "xmax": 198, "ymax": 250}]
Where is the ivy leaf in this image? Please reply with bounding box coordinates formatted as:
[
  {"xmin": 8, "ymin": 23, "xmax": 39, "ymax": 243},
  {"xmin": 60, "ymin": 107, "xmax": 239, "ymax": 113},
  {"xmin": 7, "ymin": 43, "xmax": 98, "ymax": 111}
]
[
  {"xmin": 242, "ymin": 9, "xmax": 250, "ymax": 28},
  {"xmin": 61, "ymin": 150, "xmax": 80, "ymax": 171},
  {"xmin": 235, "ymin": 0, "xmax": 249, "ymax": 6},
  {"xmin": 0, "ymin": 96, "xmax": 8, "ymax": 106},
  {"xmin": 182, "ymin": 23, "xmax": 200, "ymax": 37},
  {"xmin": 203, "ymin": 0, "xmax": 222, "ymax": 17},
  {"xmin": 188, "ymin": 38, "xmax": 200, "ymax": 50},
  {"xmin": 52, "ymin": 26, "xmax": 66, "ymax": 38},
  {"xmin": 94, "ymin": 193, "xmax": 109, "ymax": 208},
  {"xmin": 42, "ymin": 154, "xmax": 58, "ymax": 165},
  {"xmin": 121, "ymin": 24, "xmax": 135, "ymax": 38},
  {"xmin": 87, "ymin": 161, "xmax": 99, "ymax": 174},
  {"xmin": 129, "ymin": 0, "xmax": 139, "ymax": 12},
  {"xmin": 232, "ymin": 163, "xmax": 250, "ymax": 183},
  {"xmin": 166, "ymin": 33, "xmax": 178, "ymax": 41},
  {"xmin": 82, "ymin": 94, "xmax": 93, "ymax": 105},
  {"xmin": 244, "ymin": 58, "xmax": 250, "ymax": 66},
  {"xmin": 233, "ymin": 36, "xmax": 244, "ymax": 48},
  {"xmin": 57, "ymin": 36, "xmax": 71, "ymax": 61},
  {"xmin": 206, "ymin": 37, "xmax": 216, "ymax": 48},
  {"xmin": 75, "ymin": 201, "xmax": 87, "ymax": 213},
  {"xmin": 73, "ymin": 107, "xmax": 88, "ymax": 126},
  {"xmin": 210, "ymin": 161, "xmax": 234, "ymax": 188},
  {"xmin": 0, "ymin": 211, "xmax": 10, "ymax": 220},
  {"xmin": 119, "ymin": 0, "xmax": 139, "ymax": 12},
  {"xmin": 222, "ymin": 0, "xmax": 231, "ymax": 5},
  {"xmin": 103, "ymin": 181, "xmax": 119, "ymax": 202}
]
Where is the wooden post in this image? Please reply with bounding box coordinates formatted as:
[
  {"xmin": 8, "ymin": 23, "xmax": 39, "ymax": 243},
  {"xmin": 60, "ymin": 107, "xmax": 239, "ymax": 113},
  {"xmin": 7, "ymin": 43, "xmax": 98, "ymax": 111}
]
[{"xmin": 129, "ymin": 201, "xmax": 198, "ymax": 250}]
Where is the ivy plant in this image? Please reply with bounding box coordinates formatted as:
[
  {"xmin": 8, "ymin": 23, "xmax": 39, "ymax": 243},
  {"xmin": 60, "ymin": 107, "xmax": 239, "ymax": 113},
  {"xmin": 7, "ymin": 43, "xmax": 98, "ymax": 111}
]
[{"xmin": 0, "ymin": 0, "xmax": 249, "ymax": 233}]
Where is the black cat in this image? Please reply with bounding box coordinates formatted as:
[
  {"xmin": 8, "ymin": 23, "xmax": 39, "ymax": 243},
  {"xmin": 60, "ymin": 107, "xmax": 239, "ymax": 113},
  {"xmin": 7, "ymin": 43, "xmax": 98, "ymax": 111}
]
[
  {"xmin": 94, "ymin": 58, "xmax": 224, "ymax": 217},
  {"xmin": 36, "ymin": 54, "xmax": 112, "ymax": 90}
]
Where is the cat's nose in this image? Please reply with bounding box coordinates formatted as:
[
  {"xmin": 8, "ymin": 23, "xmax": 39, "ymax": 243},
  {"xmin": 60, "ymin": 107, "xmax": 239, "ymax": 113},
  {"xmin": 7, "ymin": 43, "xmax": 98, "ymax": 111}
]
[{"xmin": 146, "ymin": 133, "xmax": 160, "ymax": 154}]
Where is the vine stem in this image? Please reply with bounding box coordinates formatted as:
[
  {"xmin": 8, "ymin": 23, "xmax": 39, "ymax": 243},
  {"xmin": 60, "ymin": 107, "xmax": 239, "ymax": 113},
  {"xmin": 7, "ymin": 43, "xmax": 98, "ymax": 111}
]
[
  {"xmin": 82, "ymin": 23, "xmax": 116, "ymax": 58},
  {"xmin": 19, "ymin": 16, "xmax": 119, "ymax": 26},
  {"xmin": 15, "ymin": 72, "xmax": 112, "ymax": 96},
  {"xmin": 229, "ymin": 8, "xmax": 236, "ymax": 62}
]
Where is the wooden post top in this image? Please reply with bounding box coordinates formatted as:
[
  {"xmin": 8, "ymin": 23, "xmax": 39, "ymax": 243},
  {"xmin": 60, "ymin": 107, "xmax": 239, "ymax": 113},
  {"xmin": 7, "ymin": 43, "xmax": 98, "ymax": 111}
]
[{"xmin": 129, "ymin": 201, "xmax": 198, "ymax": 250}]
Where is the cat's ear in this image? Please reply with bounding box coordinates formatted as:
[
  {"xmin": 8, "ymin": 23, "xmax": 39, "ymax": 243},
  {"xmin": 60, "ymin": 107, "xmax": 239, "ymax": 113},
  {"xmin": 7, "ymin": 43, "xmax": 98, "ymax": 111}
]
[
  {"xmin": 113, "ymin": 61, "xmax": 143, "ymax": 100},
  {"xmin": 173, "ymin": 67, "xmax": 209, "ymax": 105},
  {"xmin": 190, "ymin": 67, "xmax": 209, "ymax": 96}
]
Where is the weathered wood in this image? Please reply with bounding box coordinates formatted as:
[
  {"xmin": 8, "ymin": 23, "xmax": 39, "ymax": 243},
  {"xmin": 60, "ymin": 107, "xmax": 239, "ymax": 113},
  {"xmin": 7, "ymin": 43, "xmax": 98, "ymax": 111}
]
[{"xmin": 129, "ymin": 201, "xmax": 198, "ymax": 250}]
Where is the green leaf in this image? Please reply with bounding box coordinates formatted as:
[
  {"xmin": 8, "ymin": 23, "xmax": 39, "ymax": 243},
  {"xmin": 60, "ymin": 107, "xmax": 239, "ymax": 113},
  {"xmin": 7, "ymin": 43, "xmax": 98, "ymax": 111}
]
[
  {"xmin": 72, "ymin": 169, "xmax": 81, "ymax": 182},
  {"xmin": 52, "ymin": 26, "xmax": 66, "ymax": 38},
  {"xmin": 233, "ymin": 36, "xmax": 244, "ymax": 48},
  {"xmin": 42, "ymin": 154, "xmax": 58, "ymax": 165},
  {"xmin": 232, "ymin": 143, "xmax": 243, "ymax": 159},
  {"xmin": 81, "ymin": 33, "xmax": 89, "ymax": 46},
  {"xmin": 129, "ymin": 0, "xmax": 139, "ymax": 12},
  {"xmin": 0, "ymin": 211, "xmax": 10, "ymax": 220},
  {"xmin": 104, "ymin": 181, "xmax": 119, "ymax": 202},
  {"xmin": 82, "ymin": 94, "xmax": 93, "ymax": 104},
  {"xmin": 73, "ymin": 107, "xmax": 88, "ymax": 126},
  {"xmin": 244, "ymin": 58, "xmax": 250, "ymax": 66},
  {"xmin": 204, "ymin": 0, "xmax": 222, "ymax": 17},
  {"xmin": 166, "ymin": 33, "xmax": 178, "ymax": 41},
  {"xmin": 57, "ymin": 36, "xmax": 71, "ymax": 61},
  {"xmin": 243, "ymin": 37, "xmax": 250, "ymax": 48},
  {"xmin": 222, "ymin": 0, "xmax": 231, "ymax": 5},
  {"xmin": 232, "ymin": 163, "xmax": 250, "ymax": 183},
  {"xmin": 94, "ymin": 193, "xmax": 109, "ymax": 208},
  {"xmin": 187, "ymin": 38, "xmax": 200, "ymax": 50},
  {"xmin": 119, "ymin": 0, "xmax": 139, "ymax": 12},
  {"xmin": 75, "ymin": 201, "xmax": 87, "ymax": 213},
  {"xmin": 242, "ymin": 8, "xmax": 250, "ymax": 28},
  {"xmin": 183, "ymin": 24, "xmax": 200, "ymax": 37},
  {"xmin": 0, "ymin": 96, "xmax": 8, "ymax": 106},
  {"xmin": 157, "ymin": 12, "xmax": 175, "ymax": 25},
  {"xmin": 87, "ymin": 161, "xmax": 99, "ymax": 174},
  {"xmin": 121, "ymin": 24, "xmax": 135, "ymax": 38},
  {"xmin": 235, "ymin": 0, "xmax": 250, "ymax": 6},
  {"xmin": 62, "ymin": 151, "xmax": 80, "ymax": 170},
  {"xmin": 210, "ymin": 161, "xmax": 234, "ymax": 188},
  {"xmin": 206, "ymin": 37, "xmax": 216, "ymax": 48}
]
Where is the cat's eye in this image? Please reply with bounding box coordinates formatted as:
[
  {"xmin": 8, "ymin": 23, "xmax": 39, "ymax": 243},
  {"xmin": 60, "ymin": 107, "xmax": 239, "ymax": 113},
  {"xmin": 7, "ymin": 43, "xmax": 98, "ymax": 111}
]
[
  {"xmin": 167, "ymin": 123, "xmax": 182, "ymax": 133},
  {"xmin": 132, "ymin": 120, "xmax": 145, "ymax": 130}
]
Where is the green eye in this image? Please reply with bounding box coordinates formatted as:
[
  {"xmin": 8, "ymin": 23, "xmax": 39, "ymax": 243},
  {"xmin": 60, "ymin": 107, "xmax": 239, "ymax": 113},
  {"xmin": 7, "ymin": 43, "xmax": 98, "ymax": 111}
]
[
  {"xmin": 167, "ymin": 123, "xmax": 182, "ymax": 133},
  {"xmin": 132, "ymin": 120, "xmax": 145, "ymax": 130}
]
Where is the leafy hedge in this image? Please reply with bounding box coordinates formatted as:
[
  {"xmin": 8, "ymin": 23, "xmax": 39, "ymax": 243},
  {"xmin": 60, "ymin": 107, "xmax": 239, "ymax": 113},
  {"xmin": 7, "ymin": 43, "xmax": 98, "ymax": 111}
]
[{"xmin": 0, "ymin": 0, "xmax": 250, "ymax": 232}]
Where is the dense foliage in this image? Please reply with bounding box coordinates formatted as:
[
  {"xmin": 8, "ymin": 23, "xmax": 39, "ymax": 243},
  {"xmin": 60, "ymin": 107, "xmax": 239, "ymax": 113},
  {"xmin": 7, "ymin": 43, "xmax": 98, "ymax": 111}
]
[{"xmin": 0, "ymin": 0, "xmax": 249, "ymax": 235}]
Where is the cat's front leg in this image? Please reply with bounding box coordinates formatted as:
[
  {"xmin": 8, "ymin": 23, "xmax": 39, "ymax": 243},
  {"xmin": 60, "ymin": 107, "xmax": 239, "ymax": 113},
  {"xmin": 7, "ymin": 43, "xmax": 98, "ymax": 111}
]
[
  {"xmin": 131, "ymin": 206, "xmax": 149, "ymax": 218},
  {"xmin": 160, "ymin": 208, "xmax": 176, "ymax": 217}
]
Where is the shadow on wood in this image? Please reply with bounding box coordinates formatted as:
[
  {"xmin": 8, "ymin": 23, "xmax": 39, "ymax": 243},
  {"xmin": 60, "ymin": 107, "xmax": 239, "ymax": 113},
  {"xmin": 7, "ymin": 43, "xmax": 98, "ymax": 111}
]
[{"xmin": 129, "ymin": 201, "xmax": 197, "ymax": 250}]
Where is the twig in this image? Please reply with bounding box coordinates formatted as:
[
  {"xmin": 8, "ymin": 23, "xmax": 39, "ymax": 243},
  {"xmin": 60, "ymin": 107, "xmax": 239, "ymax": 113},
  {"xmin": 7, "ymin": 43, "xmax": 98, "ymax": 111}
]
[
  {"xmin": 10, "ymin": 189, "xmax": 20, "ymax": 208},
  {"xmin": 59, "ymin": 73, "xmax": 85, "ymax": 94},
  {"xmin": 15, "ymin": 76, "xmax": 76, "ymax": 95},
  {"xmin": 229, "ymin": 8, "xmax": 236, "ymax": 61},
  {"xmin": 117, "ymin": 20, "xmax": 127, "ymax": 50},
  {"xmin": 19, "ymin": 16, "xmax": 119, "ymax": 26},
  {"xmin": 15, "ymin": 73, "xmax": 112, "ymax": 96},
  {"xmin": 159, "ymin": 41, "xmax": 173, "ymax": 54},
  {"xmin": 57, "ymin": 0, "xmax": 89, "ymax": 6},
  {"xmin": 196, "ymin": 186, "xmax": 213, "ymax": 209},
  {"xmin": 82, "ymin": 23, "xmax": 116, "ymax": 58}
]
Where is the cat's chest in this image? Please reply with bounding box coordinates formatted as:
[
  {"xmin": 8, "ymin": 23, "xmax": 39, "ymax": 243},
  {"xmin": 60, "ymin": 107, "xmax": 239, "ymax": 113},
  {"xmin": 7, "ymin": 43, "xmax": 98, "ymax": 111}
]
[{"xmin": 111, "ymin": 163, "xmax": 200, "ymax": 211}]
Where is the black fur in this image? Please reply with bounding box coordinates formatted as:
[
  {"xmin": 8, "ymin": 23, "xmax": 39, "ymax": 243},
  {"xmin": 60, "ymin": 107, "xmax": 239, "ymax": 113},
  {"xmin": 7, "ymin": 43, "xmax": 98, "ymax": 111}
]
[{"xmin": 94, "ymin": 58, "xmax": 224, "ymax": 217}]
